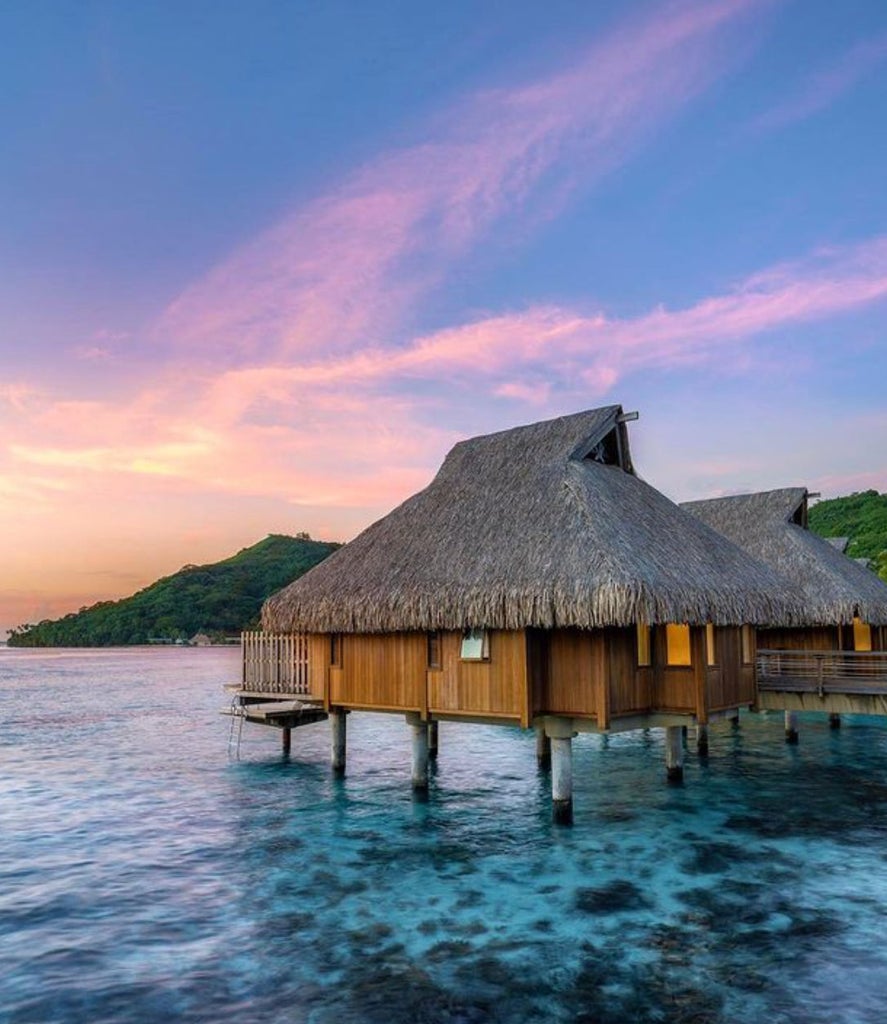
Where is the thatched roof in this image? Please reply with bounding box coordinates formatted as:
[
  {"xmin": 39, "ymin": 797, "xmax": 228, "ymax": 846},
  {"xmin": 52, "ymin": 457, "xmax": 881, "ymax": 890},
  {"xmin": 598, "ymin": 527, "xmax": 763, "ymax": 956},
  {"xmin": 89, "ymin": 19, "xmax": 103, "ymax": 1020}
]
[
  {"xmin": 682, "ymin": 488, "xmax": 887, "ymax": 626},
  {"xmin": 263, "ymin": 407, "xmax": 804, "ymax": 633}
]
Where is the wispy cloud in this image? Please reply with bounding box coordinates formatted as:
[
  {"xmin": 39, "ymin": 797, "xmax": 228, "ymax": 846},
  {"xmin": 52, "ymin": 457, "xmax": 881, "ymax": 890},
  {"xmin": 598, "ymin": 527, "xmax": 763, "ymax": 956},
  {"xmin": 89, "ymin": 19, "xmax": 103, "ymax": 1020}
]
[
  {"xmin": 8, "ymin": 233, "xmax": 887, "ymax": 512},
  {"xmin": 156, "ymin": 0, "xmax": 767, "ymax": 365},
  {"xmin": 753, "ymin": 31, "xmax": 887, "ymax": 130}
]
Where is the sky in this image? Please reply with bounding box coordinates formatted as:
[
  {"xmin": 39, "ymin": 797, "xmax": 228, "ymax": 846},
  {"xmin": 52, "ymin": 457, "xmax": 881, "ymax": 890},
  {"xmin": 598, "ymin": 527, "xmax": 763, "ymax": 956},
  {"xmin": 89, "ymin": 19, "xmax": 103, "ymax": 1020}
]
[{"xmin": 2, "ymin": 0, "xmax": 887, "ymax": 636}]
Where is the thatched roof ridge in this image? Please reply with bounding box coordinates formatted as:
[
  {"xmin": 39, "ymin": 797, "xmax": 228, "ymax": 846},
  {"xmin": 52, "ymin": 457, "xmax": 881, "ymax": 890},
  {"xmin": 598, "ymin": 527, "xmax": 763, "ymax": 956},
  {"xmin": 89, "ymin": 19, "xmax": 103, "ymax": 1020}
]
[
  {"xmin": 682, "ymin": 488, "xmax": 887, "ymax": 625},
  {"xmin": 263, "ymin": 408, "xmax": 805, "ymax": 633}
]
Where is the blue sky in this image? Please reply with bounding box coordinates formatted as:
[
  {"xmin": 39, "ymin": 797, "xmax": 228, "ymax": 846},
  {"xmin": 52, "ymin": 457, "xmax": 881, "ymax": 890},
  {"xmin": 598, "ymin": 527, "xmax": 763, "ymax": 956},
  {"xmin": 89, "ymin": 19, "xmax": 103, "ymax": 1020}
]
[{"xmin": 2, "ymin": 0, "xmax": 887, "ymax": 633}]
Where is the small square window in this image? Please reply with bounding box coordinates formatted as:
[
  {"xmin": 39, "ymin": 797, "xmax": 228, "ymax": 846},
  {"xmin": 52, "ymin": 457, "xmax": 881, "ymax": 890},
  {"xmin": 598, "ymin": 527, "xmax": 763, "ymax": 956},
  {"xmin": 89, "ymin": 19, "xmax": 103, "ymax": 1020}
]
[
  {"xmin": 853, "ymin": 617, "xmax": 872, "ymax": 652},
  {"xmin": 705, "ymin": 624, "xmax": 716, "ymax": 667},
  {"xmin": 460, "ymin": 628, "xmax": 489, "ymax": 661},
  {"xmin": 666, "ymin": 624, "xmax": 692, "ymax": 667},
  {"xmin": 741, "ymin": 625, "xmax": 754, "ymax": 665},
  {"xmin": 636, "ymin": 623, "xmax": 651, "ymax": 667}
]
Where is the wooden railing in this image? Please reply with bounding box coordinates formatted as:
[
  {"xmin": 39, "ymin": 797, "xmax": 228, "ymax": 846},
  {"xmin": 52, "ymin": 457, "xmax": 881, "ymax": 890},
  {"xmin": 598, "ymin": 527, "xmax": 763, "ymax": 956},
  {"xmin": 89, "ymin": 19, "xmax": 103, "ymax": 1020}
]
[
  {"xmin": 757, "ymin": 649, "xmax": 887, "ymax": 696},
  {"xmin": 241, "ymin": 631, "xmax": 311, "ymax": 695}
]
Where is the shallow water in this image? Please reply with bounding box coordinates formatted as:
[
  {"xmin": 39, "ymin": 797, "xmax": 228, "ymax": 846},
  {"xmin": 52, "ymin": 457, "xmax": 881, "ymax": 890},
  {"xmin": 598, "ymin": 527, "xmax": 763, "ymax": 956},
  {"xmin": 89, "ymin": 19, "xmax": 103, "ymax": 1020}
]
[{"xmin": 2, "ymin": 646, "xmax": 887, "ymax": 1023}]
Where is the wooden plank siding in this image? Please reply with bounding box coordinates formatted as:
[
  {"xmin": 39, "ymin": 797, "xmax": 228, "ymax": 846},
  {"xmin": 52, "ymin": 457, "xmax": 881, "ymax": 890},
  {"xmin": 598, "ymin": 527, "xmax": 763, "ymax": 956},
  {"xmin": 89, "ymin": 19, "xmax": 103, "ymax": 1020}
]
[
  {"xmin": 705, "ymin": 627, "xmax": 756, "ymax": 714},
  {"xmin": 607, "ymin": 627, "xmax": 652, "ymax": 718},
  {"xmin": 539, "ymin": 629, "xmax": 603, "ymax": 721},
  {"xmin": 758, "ymin": 626, "xmax": 840, "ymax": 652},
  {"xmin": 298, "ymin": 624, "xmax": 756, "ymax": 725},
  {"xmin": 651, "ymin": 625, "xmax": 696, "ymax": 714},
  {"xmin": 308, "ymin": 634, "xmax": 331, "ymax": 706},
  {"xmin": 428, "ymin": 630, "xmax": 528, "ymax": 725},
  {"xmin": 330, "ymin": 633, "xmax": 427, "ymax": 713}
]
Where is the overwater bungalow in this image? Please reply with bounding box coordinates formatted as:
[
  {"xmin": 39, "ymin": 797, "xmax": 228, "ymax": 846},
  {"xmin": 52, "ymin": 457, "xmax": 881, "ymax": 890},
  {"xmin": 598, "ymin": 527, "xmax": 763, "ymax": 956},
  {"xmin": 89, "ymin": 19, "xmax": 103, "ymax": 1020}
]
[
  {"xmin": 683, "ymin": 488, "xmax": 887, "ymax": 736},
  {"xmin": 240, "ymin": 406, "xmax": 802, "ymax": 820}
]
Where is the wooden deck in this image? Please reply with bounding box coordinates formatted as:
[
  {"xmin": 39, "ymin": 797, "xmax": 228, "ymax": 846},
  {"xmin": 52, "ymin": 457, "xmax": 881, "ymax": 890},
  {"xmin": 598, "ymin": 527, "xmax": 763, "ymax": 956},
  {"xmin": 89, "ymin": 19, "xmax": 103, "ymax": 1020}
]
[
  {"xmin": 757, "ymin": 649, "xmax": 887, "ymax": 696},
  {"xmin": 756, "ymin": 648, "xmax": 887, "ymax": 716}
]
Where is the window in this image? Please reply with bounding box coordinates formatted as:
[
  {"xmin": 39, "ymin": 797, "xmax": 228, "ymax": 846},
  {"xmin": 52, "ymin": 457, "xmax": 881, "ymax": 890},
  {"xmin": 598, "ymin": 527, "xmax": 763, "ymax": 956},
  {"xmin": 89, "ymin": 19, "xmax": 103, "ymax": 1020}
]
[
  {"xmin": 460, "ymin": 628, "xmax": 489, "ymax": 661},
  {"xmin": 427, "ymin": 631, "xmax": 442, "ymax": 669},
  {"xmin": 666, "ymin": 624, "xmax": 692, "ymax": 666},
  {"xmin": 705, "ymin": 624, "xmax": 716, "ymax": 667},
  {"xmin": 330, "ymin": 633, "xmax": 343, "ymax": 667},
  {"xmin": 853, "ymin": 617, "xmax": 873, "ymax": 652},
  {"xmin": 636, "ymin": 622, "xmax": 651, "ymax": 667},
  {"xmin": 741, "ymin": 625, "xmax": 754, "ymax": 665}
]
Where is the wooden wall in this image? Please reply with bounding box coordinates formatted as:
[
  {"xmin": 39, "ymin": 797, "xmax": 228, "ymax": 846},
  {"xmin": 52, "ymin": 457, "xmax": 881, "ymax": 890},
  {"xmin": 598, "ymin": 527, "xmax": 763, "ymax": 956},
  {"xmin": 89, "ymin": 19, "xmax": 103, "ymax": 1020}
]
[
  {"xmin": 306, "ymin": 623, "xmax": 757, "ymax": 725},
  {"xmin": 330, "ymin": 633, "xmax": 427, "ymax": 713},
  {"xmin": 758, "ymin": 626, "xmax": 839, "ymax": 651},
  {"xmin": 428, "ymin": 630, "xmax": 528, "ymax": 724},
  {"xmin": 705, "ymin": 626, "xmax": 755, "ymax": 713},
  {"xmin": 651, "ymin": 625, "xmax": 699, "ymax": 716},
  {"xmin": 608, "ymin": 627, "xmax": 653, "ymax": 718}
]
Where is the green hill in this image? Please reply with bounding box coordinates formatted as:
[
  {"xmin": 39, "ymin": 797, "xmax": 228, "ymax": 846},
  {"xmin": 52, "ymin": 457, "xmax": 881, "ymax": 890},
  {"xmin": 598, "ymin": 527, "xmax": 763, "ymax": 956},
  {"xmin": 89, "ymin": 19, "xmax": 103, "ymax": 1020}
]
[
  {"xmin": 7, "ymin": 534, "xmax": 339, "ymax": 647},
  {"xmin": 808, "ymin": 490, "xmax": 887, "ymax": 582}
]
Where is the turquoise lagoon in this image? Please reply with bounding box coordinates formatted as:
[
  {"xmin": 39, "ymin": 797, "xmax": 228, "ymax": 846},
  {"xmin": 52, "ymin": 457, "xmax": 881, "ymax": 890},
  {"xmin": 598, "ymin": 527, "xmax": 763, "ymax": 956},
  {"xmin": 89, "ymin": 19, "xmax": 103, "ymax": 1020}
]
[{"xmin": 2, "ymin": 646, "xmax": 887, "ymax": 1023}]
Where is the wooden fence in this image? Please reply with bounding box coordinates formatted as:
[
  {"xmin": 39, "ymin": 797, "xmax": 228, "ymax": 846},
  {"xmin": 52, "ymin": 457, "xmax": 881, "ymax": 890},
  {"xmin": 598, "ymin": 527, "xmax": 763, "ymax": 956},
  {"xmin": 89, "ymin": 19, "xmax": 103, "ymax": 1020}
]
[
  {"xmin": 241, "ymin": 631, "xmax": 311, "ymax": 695},
  {"xmin": 757, "ymin": 649, "xmax": 887, "ymax": 697}
]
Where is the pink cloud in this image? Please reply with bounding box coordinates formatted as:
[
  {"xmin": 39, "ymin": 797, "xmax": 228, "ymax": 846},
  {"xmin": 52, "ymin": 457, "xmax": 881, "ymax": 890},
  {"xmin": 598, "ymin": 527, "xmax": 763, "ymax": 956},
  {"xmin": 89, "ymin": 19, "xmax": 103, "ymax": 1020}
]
[
  {"xmin": 10, "ymin": 232, "xmax": 887, "ymax": 521},
  {"xmin": 156, "ymin": 0, "xmax": 767, "ymax": 365}
]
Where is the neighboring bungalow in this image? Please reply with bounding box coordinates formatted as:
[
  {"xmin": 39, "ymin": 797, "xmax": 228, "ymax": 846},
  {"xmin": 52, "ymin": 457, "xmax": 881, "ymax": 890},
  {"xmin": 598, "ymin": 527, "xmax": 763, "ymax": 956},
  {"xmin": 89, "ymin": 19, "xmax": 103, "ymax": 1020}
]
[
  {"xmin": 253, "ymin": 406, "xmax": 801, "ymax": 820},
  {"xmin": 682, "ymin": 488, "xmax": 887, "ymax": 735}
]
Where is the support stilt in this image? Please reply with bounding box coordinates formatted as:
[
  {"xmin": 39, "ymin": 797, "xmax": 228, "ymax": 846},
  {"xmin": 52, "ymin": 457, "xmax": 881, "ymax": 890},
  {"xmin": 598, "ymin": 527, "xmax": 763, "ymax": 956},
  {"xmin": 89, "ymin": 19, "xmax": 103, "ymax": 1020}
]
[
  {"xmin": 331, "ymin": 709, "xmax": 347, "ymax": 774},
  {"xmin": 665, "ymin": 726, "xmax": 684, "ymax": 783},
  {"xmin": 550, "ymin": 736, "xmax": 573, "ymax": 825},
  {"xmin": 411, "ymin": 721, "xmax": 429, "ymax": 790},
  {"xmin": 728, "ymin": 710, "xmax": 740, "ymax": 730},
  {"xmin": 428, "ymin": 721, "xmax": 439, "ymax": 760},
  {"xmin": 282, "ymin": 726, "xmax": 292, "ymax": 757},
  {"xmin": 535, "ymin": 725, "xmax": 551, "ymax": 769},
  {"xmin": 829, "ymin": 713, "xmax": 841, "ymax": 730},
  {"xmin": 696, "ymin": 724, "xmax": 709, "ymax": 757},
  {"xmin": 785, "ymin": 710, "xmax": 799, "ymax": 745}
]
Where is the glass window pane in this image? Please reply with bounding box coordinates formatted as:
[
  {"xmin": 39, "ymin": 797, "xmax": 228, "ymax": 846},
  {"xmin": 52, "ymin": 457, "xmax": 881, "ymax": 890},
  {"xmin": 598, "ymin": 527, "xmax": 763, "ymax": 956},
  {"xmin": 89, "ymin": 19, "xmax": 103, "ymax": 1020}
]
[
  {"xmin": 666, "ymin": 624, "xmax": 692, "ymax": 666},
  {"xmin": 853, "ymin": 618, "xmax": 873, "ymax": 652},
  {"xmin": 636, "ymin": 623, "xmax": 651, "ymax": 666}
]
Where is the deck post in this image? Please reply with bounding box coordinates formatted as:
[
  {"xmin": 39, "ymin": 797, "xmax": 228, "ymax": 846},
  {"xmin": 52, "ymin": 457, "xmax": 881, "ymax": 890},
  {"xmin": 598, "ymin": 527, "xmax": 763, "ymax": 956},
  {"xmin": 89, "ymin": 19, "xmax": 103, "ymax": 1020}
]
[
  {"xmin": 696, "ymin": 724, "xmax": 709, "ymax": 757},
  {"xmin": 829, "ymin": 713, "xmax": 841, "ymax": 730},
  {"xmin": 728, "ymin": 710, "xmax": 740, "ymax": 729},
  {"xmin": 409, "ymin": 718, "xmax": 429, "ymax": 790},
  {"xmin": 330, "ymin": 709, "xmax": 347, "ymax": 774},
  {"xmin": 785, "ymin": 710, "xmax": 799, "ymax": 744},
  {"xmin": 428, "ymin": 721, "xmax": 439, "ymax": 760},
  {"xmin": 535, "ymin": 725, "xmax": 551, "ymax": 769},
  {"xmin": 282, "ymin": 726, "xmax": 292, "ymax": 757},
  {"xmin": 665, "ymin": 726, "xmax": 684, "ymax": 783},
  {"xmin": 551, "ymin": 738, "xmax": 573, "ymax": 824},
  {"xmin": 545, "ymin": 717, "xmax": 575, "ymax": 824}
]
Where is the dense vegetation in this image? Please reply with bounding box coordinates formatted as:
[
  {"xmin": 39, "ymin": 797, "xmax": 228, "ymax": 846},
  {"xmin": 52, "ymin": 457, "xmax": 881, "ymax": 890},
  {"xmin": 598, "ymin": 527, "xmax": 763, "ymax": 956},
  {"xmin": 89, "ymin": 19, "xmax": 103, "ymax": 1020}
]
[
  {"xmin": 7, "ymin": 534, "xmax": 339, "ymax": 647},
  {"xmin": 808, "ymin": 490, "xmax": 887, "ymax": 582}
]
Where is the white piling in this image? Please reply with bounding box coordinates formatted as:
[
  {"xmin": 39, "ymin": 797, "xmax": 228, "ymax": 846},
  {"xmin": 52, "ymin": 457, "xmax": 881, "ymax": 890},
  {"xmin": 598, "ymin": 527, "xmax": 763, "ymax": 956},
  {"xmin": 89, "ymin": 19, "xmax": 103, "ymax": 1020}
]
[{"xmin": 551, "ymin": 737, "xmax": 573, "ymax": 824}]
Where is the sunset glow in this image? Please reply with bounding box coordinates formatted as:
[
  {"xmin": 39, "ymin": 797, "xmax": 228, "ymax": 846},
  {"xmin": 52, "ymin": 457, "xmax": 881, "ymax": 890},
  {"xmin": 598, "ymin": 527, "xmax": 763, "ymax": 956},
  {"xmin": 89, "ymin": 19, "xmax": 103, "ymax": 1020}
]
[{"xmin": 2, "ymin": 0, "xmax": 887, "ymax": 635}]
